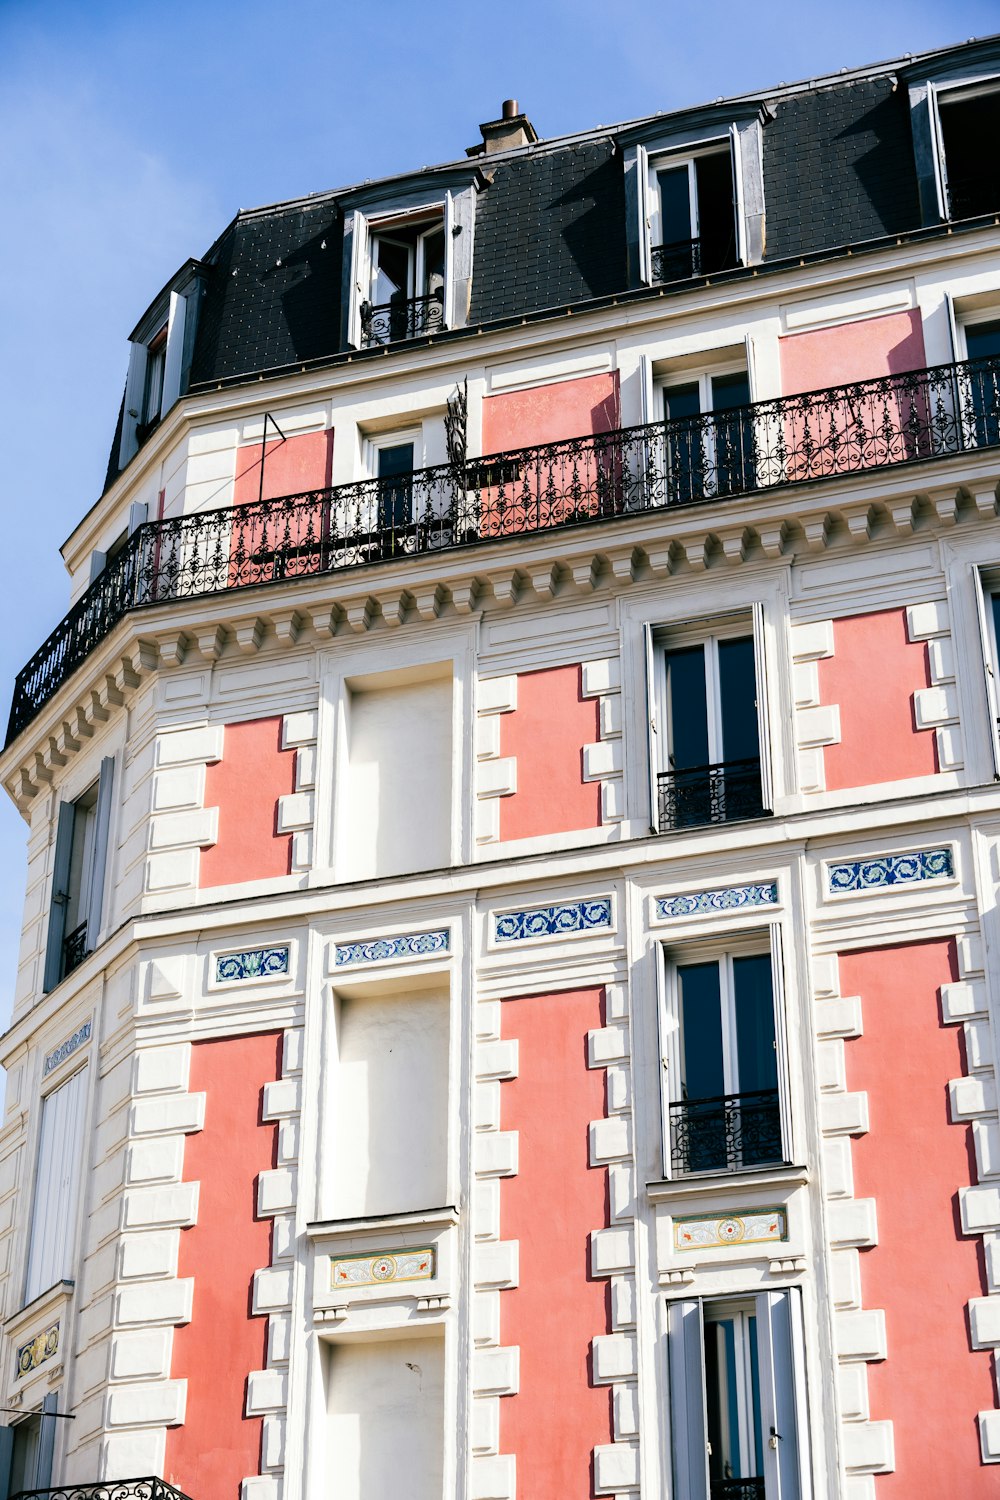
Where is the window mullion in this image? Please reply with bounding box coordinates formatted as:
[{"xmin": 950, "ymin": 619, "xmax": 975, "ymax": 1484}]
[
  {"xmin": 705, "ymin": 636, "xmax": 725, "ymax": 766},
  {"xmin": 720, "ymin": 953, "xmax": 739, "ymax": 1097}
]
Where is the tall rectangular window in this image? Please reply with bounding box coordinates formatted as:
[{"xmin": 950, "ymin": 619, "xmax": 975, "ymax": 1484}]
[
  {"xmin": 937, "ymin": 86, "xmax": 1000, "ymax": 221},
  {"xmin": 24, "ymin": 1066, "xmax": 88, "ymax": 1304},
  {"xmin": 647, "ymin": 611, "xmax": 770, "ymax": 833},
  {"xmin": 43, "ymin": 757, "xmax": 115, "ymax": 992},
  {"xmin": 361, "ymin": 213, "xmax": 446, "ymax": 346},
  {"xmin": 662, "ymin": 369, "xmax": 755, "ymax": 504},
  {"xmin": 668, "ymin": 1292, "xmax": 808, "ymax": 1499},
  {"xmin": 651, "ymin": 147, "xmax": 737, "ymax": 282},
  {"xmin": 666, "ymin": 945, "xmax": 784, "ymax": 1177}
]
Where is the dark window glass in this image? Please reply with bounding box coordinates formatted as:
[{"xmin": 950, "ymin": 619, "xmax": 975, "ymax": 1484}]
[
  {"xmin": 940, "ymin": 92, "xmax": 1000, "ymax": 219},
  {"xmin": 376, "ymin": 442, "xmax": 414, "ymax": 531},
  {"xmin": 966, "ymin": 320, "xmax": 1000, "ymax": 363},
  {"xmin": 375, "ymin": 237, "xmax": 410, "ymax": 302},
  {"xmin": 657, "ymin": 166, "xmax": 692, "ymax": 245},
  {"xmin": 664, "ymin": 643, "xmax": 709, "ymax": 770},
  {"xmin": 678, "ymin": 960, "xmax": 725, "ymax": 1101},
  {"xmin": 733, "ymin": 953, "xmax": 777, "ymax": 1095},
  {"xmin": 718, "ymin": 636, "xmax": 759, "ymax": 763},
  {"xmin": 695, "ymin": 149, "xmax": 737, "ymax": 273},
  {"xmin": 711, "ymin": 371, "xmax": 754, "ymax": 496},
  {"xmin": 663, "ymin": 382, "xmax": 703, "ymax": 502}
]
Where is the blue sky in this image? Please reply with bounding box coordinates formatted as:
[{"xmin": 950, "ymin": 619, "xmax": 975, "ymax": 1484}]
[{"xmin": 0, "ymin": 0, "xmax": 996, "ymax": 1031}]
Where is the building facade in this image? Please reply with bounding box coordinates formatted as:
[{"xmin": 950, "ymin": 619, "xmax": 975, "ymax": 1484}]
[{"xmin": 2, "ymin": 34, "xmax": 1000, "ymax": 1500}]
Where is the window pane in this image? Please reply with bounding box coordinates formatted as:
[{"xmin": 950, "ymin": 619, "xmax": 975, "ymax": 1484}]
[
  {"xmin": 678, "ymin": 960, "xmax": 725, "ymax": 1101},
  {"xmin": 704, "ymin": 1311, "xmax": 763, "ymax": 1483},
  {"xmin": 966, "ymin": 320, "xmax": 1000, "ymax": 363},
  {"xmin": 717, "ymin": 636, "xmax": 759, "ymax": 763},
  {"xmin": 374, "ymin": 237, "xmax": 411, "ymax": 303},
  {"xmin": 664, "ymin": 645, "xmax": 709, "ymax": 769},
  {"xmin": 992, "ymin": 593, "xmax": 1000, "ymax": 673},
  {"xmin": 421, "ymin": 226, "xmax": 445, "ymax": 297},
  {"xmin": 695, "ymin": 149, "xmax": 737, "ymax": 272},
  {"xmin": 657, "ymin": 166, "xmax": 692, "ymax": 244},
  {"xmin": 376, "ymin": 443, "xmax": 415, "ymax": 531},
  {"xmin": 748, "ymin": 1314, "xmax": 764, "ymax": 1476},
  {"xmin": 710, "ymin": 372, "xmax": 750, "ymax": 412},
  {"xmin": 663, "ymin": 382, "xmax": 701, "ymax": 423},
  {"xmin": 939, "ymin": 92, "xmax": 1000, "ymax": 218},
  {"xmin": 732, "ymin": 953, "xmax": 777, "ymax": 1094}
]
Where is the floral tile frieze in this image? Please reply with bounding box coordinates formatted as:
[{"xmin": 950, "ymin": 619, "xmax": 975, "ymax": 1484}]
[
  {"xmin": 656, "ymin": 882, "xmax": 778, "ymax": 920},
  {"xmin": 214, "ymin": 946, "xmax": 290, "ymax": 983},
  {"xmin": 334, "ymin": 930, "xmax": 450, "ymax": 967},
  {"xmin": 16, "ymin": 1321, "xmax": 59, "ymax": 1378},
  {"xmin": 493, "ymin": 897, "xmax": 612, "ymax": 944},
  {"xmin": 826, "ymin": 846, "xmax": 953, "ymax": 895},
  {"xmin": 43, "ymin": 1020, "xmax": 92, "ymax": 1077},
  {"xmin": 673, "ymin": 1208, "xmax": 787, "ymax": 1253},
  {"xmin": 330, "ymin": 1248, "xmax": 435, "ymax": 1288}
]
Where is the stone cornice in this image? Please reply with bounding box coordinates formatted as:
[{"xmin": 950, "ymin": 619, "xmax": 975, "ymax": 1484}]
[{"xmin": 9, "ymin": 445, "xmax": 1000, "ymax": 812}]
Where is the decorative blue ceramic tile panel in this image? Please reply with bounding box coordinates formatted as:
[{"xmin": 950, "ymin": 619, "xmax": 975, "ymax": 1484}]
[
  {"xmin": 215, "ymin": 946, "xmax": 290, "ymax": 983},
  {"xmin": 826, "ymin": 847, "xmax": 953, "ymax": 895},
  {"xmin": 43, "ymin": 1020, "xmax": 92, "ymax": 1077},
  {"xmin": 656, "ymin": 882, "xmax": 778, "ymax": 920},
  {"xmin": 335, "ymin": 930, "xmax": 450, "ymax": 967},
  {"xmin": 493, "ymin": 897, "xmax": 612, "ymax": 943}
]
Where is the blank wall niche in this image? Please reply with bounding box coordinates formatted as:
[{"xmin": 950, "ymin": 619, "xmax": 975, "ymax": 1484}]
[
  {"xmin": 325, "ymin": 1330, "xmax": 445, "ymax": 1500},
  {"xmin": 335, "ymin": 664, "xmax": 454, "ymax": 881},
  {"xmin": 329, "ymin": 981, "xmax": 451, "ymax": 1218}
]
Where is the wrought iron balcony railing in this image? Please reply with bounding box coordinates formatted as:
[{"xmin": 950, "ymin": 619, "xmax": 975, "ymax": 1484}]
[
  {"xmin": 11, "ymin": 1479, "xmax": 193, "ymax": 1500},
  {"xmin": 650, "ymin": 235, "xmax": 738, "ymax": 283},
  {"xmin": 8, "ymin": 352, "xmax": 1000, "ymax": 745},
  {"xmin": 657, "ymin": 757, "xmax": 764, "ymax": 830},
  {"xmin": 359, "ymin": 290, "xmax": 445, "ymax": 347},
  {"xmin": 669, "ymin": 1088, "xmax": 783, "ymax": 1175},
  {"xmin": 948, "ymin": 176, "xmax": 1000, "ymax": 221},
  {"xmin": 61, "ymin": 920, "xmax": 89, "ymax": 980},
  {"xmin": 711, "ymin": 1479, "xmax": 765, "ymax": 1500}
]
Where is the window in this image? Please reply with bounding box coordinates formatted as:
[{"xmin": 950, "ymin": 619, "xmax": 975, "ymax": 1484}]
[
  {"xmin": 974, "ymin": 566, "xmax": 1000, "ymax": 781},
  {"xmin": 662, "ymin": 368, "xmax": 755, "ymax": 504},
  {"xmin": 667, "ymin": 1292, "xmax": 808, "ymax": 1499},
  {"xmin": 646, "ymin": 609, "xmax": 771, "ymax": 833},
  {"xmin": 43, "ymin": 758, "xmax": 114, "ymax": 992},
  {"xmin": 24, "ymin": 1066, "xmax": 88, "ymax": 1303},
  {"xmin": 937, "ymin": 84, "xmax": 1000, "ymax": 221},
  {"xmin": 0, "ymin": 1396, "xmax": 58, "ymax": 1499},
  {"xmin": 651, "ymin": 147, "xmax": 738, "ymax": 283},
  {"xmin": 117, "ymin": 259, "xmax": 206, "ymax": 473},
  {"xmin": 361, "ymin": 212, "xmax": 447, "ymax": 347},
  {"xmin": 661, "ymin": 938, "xmax": 786, "ymax": 1176},
  {"xmin": 136, "ymin": 323, "xmax": 167, "ymax": 441}
]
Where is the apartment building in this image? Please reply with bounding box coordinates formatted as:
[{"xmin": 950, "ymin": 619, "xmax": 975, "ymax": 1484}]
[{"xmin": 2, "ymin": 33, "xmax": 1000, "ymax": 1500}]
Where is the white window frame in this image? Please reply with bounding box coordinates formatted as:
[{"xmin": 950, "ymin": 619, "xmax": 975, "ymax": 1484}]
[
  {"xmin": 666, "ymin": 1289, "xmax": 812, "ymax": 1499},
  {"xmin": 932, "ymin": 74, "xmax": 1000, "ymax": 221},
  {"xmin": 646, "ymin": 139, "xmax": 737, "ymax": 266},
  {"xmin": 644, "ymin": 604, "xmax": 772, "ymax": 833},
  {"xmin": 657, "ymin": 923, "xmax": 790, "ymax": 1179},
  {"xmin": 24, "ymin": 1064, "xmax": 90, "ymax": 1305},
  {"xmin": 43, "ymin": 757, "xmax": 115, "ymax": 993},
  {"xmin": 362, "ymin": 427, "xmax": 424, "ymax": 480},
  {"xmin": 655, "ymin": 356, "xmax": 758, "ymax": 499},
  {"xmin": 975, "ymin": 566, "xmax": 1000, "ymax": 780},
  {"xmin": 704, "ymin": 1299, "xmax": 761, "ymax": 1480},
  {"xmin": 368, "ymin": 214, "xmax": 446, "ymax": 306}
]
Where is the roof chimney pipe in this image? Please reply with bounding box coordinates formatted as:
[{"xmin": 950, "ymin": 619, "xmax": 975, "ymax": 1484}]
[{"xmin": 467, "ymin": 99, "xmax": 539, "ymax": 157}]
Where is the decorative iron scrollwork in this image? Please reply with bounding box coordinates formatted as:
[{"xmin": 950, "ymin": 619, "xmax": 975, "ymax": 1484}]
[{"xmin": 669, "ymin": 1089, "xmax": 783, "ymax": 1176}]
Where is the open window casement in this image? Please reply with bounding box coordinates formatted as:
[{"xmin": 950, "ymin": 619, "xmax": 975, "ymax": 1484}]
[
  {"xmin": 345, "ymin": 208, "xmax": 372, "ymax": 348},
  {"xmin": 753, "ymin": 601, "xmax": 774, "ymax": 811},
  {"xmin": 769, "ymin": 920, "xmax": 794, "ymax": 1165},
  {"xmin": 974, "ymin": 567, "xmax": 1000, "ymax": 779},
  {"xmin": 42, "ymin": 756, "xmax": 115, "ymax": 992},
  {"xmin": 667, "ymin": 1290, "xmax": 810, "ymax": 1499},
  {"xmin": 42, "ymin": 801, "xmax": 76, "ymax": 994},
  {"xmin": 644, "ymin": 621, "xmax": 661, "ymax": 831},
  {"xmin": 24, "ymin": 1065, "xmax": 89, "ymax": 1303}
]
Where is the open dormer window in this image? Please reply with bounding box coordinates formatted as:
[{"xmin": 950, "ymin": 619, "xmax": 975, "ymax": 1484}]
[
  {"xmin": 362, "ymin": 213, "xmax": 446, "ymax": 347},
  {"xmin": 118, "ymin": 258, "xmax": 205, "ymax": 472},
  {"xmin": 652, "ymin": 147, "xmax": 737, "ymax": 283},
  {"xmin": 137, "ymin": 323, "xmax": 167, "ymax": 442},
  {"xmin": 937, "ymin": 84, "xmax": 1000, "ymax": 220}
]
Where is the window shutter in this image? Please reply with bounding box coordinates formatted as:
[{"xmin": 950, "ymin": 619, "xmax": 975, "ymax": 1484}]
[
  {"xmin": 752, "ymin": 601, "xmax": 774, "ymax": 811},
  {"xmin": 127, "ymin": 501, "xmax": 148, "ymax": 535},
  {"xmin": 85, "ymin": 757, "xmax": 115, "ymax": 952},
  {"xmin": 756, "ymin": 1289, "xmax": 809, "ymax": 1499},
  {"xmin": 644, "ymin": 622, "xmax": 660, "ymax": 832},
  {"xmin": 728, "ymin": 122, "xmax": 746, "ymax": 263},
  {"xmin": 88, "ymin": 550, "xmax": 107, "ymax": 584},
  {"xmin": 666, "ymin": 1298, "xmax": 709, "ymax": 1500},
  {"xmin": 973, "ymin": 568, "xmax": 1000, "ymax": 780},
  {"xmin": 442, "ymin": 192, "xmax": 457, "ymax": 332},
  {"xmin": 25, "ymin": 1066, "xmax": 88, "ymax": 1304},
  {"xmin": 0, "ymin": 1422, "xmax": 13, "ymax": 1500},
  {"xmin": 36, "ymin": 1395, "xmax": 57, "ymax": 1492},
  {"xmin": 43, "ymin": 802, "xmax": 76, "ymax": 994},
  {"xmin": 347, "ymin": 209, "xmax": 371, "ymax": 347},
  {"xmin": 768, "ymin": 920, "xmax": 792, "ymax": 1165}
]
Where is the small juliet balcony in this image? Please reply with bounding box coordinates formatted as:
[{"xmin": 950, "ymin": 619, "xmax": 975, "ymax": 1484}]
[
  {"xmin": 11, "ymin": 1480, "xmax": 193, "ymax": 1500},
  {"xmin": 657, "ymin": 758, "xmax": 765, "ymax": 831},
  {"xmin": 359, "ymin": 289, "xmax": 445, "ymax": 348},
  {"xmin": 669, "ymin": 1088, "xmax": 784, "ymax": 1176},
  {"xmin": 651, "ymin": 234, "xmax": 737, "ymax": 283},
  {"xmin": 8, "ymin": 352, "xmax": 1000, "ymax": 746}
]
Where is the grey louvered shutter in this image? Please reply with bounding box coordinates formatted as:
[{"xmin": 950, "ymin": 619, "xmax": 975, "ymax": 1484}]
[
  {"xmin": 667, "ymin": 1298, "xmax": 709, "ymax": 1500},
  {"xmin": 43, "ymin": 802, "xmax": 76, "ymax": 993}
]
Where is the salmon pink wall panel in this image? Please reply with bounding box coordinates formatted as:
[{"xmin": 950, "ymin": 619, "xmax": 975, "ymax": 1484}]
[
  {"xmin": 166, "ymin": 1032, "xmax": 281, "ymax": 1500},
  {"xmin": 201, "ymin": 717, "xmax": 296, "ymax": 887},
  {"xmin": 818, "ymin": 609, "xmax": 937, "ymax": 789},
  {"xmin": 233, "ymin": 429, "xmax": 333, "ymax": 504},
  {"xmin": 779, "ymin": 310, "xmax": 926, "ymax": 396},
  {"xmin": 500, "ymin": 987, "xmax": 611, "ymax": 1498},
  {"xmin": 481, "ymin": 371, "xmax": 620, "ymax": 453},
  {"xmin": 840, "ymin": 942, "xmax": 994, "ymax": 1495},
  {"xmin": 500, "ymin": 666, "xmax": 600, "ymax": 840}
]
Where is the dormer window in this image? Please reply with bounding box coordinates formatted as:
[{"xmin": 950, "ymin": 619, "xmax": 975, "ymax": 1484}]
[
  {"xmin": 137, "ymin": 323, "xmax": 167, "ymax": 441},
  {"xmin": 361, "ymin": 212, "xmax": 446, "ymax": 347},
  {"xmin": 651, "ymin": 147, "xmax": 737, "ymax": 283},
  {"xmin": 937, "ymin": 84, "xmax": 1000, "ymax": 220}
]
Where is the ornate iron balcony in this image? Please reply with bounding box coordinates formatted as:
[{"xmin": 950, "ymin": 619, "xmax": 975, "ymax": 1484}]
[
  {"xmin": 711, "ymin": 1480, "xmax": 765, "ymax": 1500},
  {"xmin": 657, "ymin": 757, "xmax": 764, "ymax": 830},
  {"xmin": 669, "ymin": 1088, "xmax": 783, "ymax": 1175},
  {"xmin": 359, "ymin": 290, "xmax": 445, "ymax": 347},
  {"xmin": 8, "ymin": 352, "xmax": 1000, "ymax": 745},
  {"xmin": 948, "ymin": 175, "xmax": 1000, "ymax": 221},
  {"xmin": 11, "ymin": 1480, "xmax": 193, "ymax": 1500},
  {"xmin": 651, "ymin": 238, "xmax": 703, "ymax": 283},
  {"xmin": 61, "ymin": 920, "xmax": 89, "ymax": 979}
]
